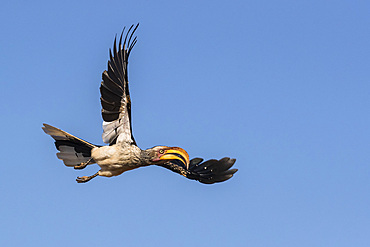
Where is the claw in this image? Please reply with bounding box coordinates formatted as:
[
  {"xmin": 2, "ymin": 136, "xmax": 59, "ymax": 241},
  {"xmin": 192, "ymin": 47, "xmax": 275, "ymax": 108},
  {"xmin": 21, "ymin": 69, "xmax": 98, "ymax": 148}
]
[
  {"xmin": 76, "ymin": 172, "xmax": 99, "ymax": 183},
  {"xmin": 74, "ymin": 158, "xmax": 93, "ymax": 170},
  {"xmin": 74, "ymin": 163, "xmax": 88, "ymax": 170},
  {"xmin": 76, "ymin": 176, "xmax": 90, "ymax": 183}
]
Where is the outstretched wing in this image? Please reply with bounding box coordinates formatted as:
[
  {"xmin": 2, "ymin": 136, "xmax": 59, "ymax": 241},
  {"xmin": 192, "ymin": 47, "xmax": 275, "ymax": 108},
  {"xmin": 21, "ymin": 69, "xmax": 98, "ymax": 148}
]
[
  {"xmin": 100, "ymin": 24, "xmax": 139, "ymax": 145},
  {"xmin": 158, "ymin": 157, "xmax": 238, "ymax": 184}
]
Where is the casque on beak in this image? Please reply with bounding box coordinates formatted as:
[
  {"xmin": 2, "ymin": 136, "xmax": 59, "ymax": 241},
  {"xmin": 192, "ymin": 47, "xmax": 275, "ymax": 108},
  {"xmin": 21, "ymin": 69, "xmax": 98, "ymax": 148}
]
[{"xmin": 159, "ymin": 147, "xmax": 190, "ymax": 169}]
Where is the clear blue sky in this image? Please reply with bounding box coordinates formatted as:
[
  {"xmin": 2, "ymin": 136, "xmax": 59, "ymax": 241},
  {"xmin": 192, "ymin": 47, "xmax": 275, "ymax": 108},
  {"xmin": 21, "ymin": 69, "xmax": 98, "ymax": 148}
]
[{"xmin": 1, "ymin": 0, "xmax": 370, "ymax": 246}]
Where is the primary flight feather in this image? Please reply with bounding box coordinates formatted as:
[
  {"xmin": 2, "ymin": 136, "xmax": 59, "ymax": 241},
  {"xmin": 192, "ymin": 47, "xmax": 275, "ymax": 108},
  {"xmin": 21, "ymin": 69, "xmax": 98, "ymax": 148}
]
[{"xmin": 43, "ymin": 24, "xmax": 237, "ymax": 184}]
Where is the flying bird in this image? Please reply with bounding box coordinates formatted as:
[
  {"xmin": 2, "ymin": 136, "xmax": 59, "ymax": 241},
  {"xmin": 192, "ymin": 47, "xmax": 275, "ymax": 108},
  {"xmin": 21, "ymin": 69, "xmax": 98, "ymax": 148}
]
[{"xmin": 42, "ymin": 24, "xmax": 237, "ymax": 184}]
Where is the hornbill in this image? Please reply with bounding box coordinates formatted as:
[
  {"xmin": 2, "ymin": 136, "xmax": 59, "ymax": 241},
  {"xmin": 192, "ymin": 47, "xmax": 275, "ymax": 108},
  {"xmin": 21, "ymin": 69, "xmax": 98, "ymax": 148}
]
[{"xmin": 42, "ymin": 24, "xmax": 237, "ymax": 184}]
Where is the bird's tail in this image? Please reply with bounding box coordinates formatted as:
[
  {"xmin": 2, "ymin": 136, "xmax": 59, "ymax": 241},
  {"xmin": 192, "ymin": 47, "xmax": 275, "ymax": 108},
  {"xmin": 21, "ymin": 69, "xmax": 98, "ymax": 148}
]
[{"xmin": 42, "ymin": 123, "xmax": 99, "ymax": 167}]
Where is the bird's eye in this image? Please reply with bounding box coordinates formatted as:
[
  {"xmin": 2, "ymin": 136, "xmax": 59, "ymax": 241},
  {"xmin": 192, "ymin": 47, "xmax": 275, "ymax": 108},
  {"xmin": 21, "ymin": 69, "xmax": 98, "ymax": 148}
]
[{"xmin": 159, "ymin": 149, "xmax": 164, "ymax": 154}]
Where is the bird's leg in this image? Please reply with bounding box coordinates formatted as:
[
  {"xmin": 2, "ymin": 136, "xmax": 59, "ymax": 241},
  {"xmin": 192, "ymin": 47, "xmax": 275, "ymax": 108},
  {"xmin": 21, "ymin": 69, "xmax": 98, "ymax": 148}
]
[
  {"xmin": 76, "ymin": 172, "xmax": 99, "ymax": 183},
  {"xmin": 74, "ymin": 157, "xmax": 93, "ymax": 170}
]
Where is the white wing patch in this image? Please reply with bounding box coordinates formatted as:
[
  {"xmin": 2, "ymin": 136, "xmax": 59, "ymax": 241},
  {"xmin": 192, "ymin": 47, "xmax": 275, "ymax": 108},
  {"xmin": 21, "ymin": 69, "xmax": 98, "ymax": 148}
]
[{"xmin": 102, "ymin": 112, "xmax": 132, "ymax": 145}]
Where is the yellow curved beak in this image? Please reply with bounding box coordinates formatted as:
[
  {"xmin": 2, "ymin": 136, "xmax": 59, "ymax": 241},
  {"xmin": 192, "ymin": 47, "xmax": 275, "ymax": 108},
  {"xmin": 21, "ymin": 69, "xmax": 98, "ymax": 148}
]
[{"xmin": 159, "ymin": 147, "xmax": 190, "ymax": 169}]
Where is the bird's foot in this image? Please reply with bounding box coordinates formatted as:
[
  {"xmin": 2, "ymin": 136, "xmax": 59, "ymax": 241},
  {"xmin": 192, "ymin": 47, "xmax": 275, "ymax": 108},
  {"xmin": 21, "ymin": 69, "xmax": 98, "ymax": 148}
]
[
  {"xmin": 76, "ymin": 176, "xmax": 91, "ymax": 183},
  {"xmin": 74, "ymin": 158, "xmax": 93, "ymax": 170},
  {"xmin": 76, "ymin": 172, "xmax": 98, "ymax": 183},
  {"xmin": 74, "ymin": 163, "xmax": 88, "ymax": 170}
]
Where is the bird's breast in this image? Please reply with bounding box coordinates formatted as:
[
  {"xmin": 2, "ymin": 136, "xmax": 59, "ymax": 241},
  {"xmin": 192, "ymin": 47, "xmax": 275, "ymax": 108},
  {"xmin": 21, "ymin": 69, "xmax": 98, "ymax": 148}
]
[{"xmin": 91, "ymin": 145, "xmax": 142, "ymax": 168}]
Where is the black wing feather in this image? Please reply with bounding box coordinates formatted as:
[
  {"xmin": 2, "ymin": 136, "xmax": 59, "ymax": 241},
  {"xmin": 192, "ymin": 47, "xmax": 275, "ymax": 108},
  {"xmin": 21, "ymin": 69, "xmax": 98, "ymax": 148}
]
[
  {"xmin": 159, "ymin": 157, "xmax": 238, "ymax": 184},
  {"xmin": 100, "ymin": 24, "xmax": 139, "ymax": 145}
]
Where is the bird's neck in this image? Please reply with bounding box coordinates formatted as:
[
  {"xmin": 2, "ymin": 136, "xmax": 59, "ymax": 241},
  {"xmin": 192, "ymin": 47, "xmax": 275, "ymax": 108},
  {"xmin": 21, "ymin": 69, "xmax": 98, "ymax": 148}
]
[{"xmin": 139, "ymin": 149, "xmax": 153, "ymax": 166}]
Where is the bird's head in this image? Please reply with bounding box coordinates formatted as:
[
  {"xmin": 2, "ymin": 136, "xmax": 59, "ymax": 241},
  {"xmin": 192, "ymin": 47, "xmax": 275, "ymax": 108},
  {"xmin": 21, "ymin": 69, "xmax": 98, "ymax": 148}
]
[{"xmin": 146, "ymin": 146, "xmax": 190, "ymax": 169}]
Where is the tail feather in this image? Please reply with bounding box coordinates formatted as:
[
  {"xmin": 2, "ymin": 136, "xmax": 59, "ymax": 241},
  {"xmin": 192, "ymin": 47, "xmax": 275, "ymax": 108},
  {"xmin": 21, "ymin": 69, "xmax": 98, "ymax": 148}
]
[
  {"xmin": 42, "ymin": 123, "xmax": 99, "ymax": 167},
  {"xmin": 56, "ymin": 150, "xmax": 90, "ymax": 167}
]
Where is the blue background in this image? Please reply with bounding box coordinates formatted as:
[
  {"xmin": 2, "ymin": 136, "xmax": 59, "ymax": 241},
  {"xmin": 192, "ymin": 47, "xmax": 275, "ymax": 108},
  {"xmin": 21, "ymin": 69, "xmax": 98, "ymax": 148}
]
[{"xmin": 1, "ymin": 0, "xmax": 370, "ymax": 246}]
